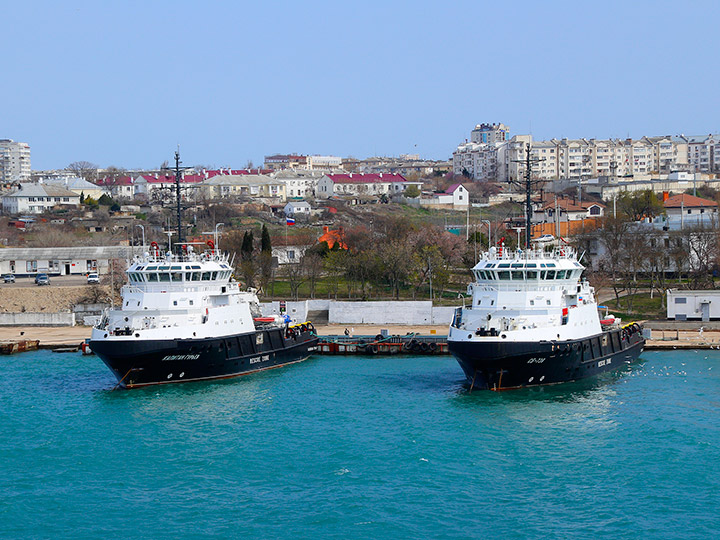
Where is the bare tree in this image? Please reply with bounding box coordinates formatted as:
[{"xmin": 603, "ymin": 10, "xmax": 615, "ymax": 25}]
[
  {"xmin": 67, "ymin": 161, "xmax": 99, "ymax": 183},
  {"xmin": 281, "ymin": 257, "xmax": 306, "ymax": 300}
]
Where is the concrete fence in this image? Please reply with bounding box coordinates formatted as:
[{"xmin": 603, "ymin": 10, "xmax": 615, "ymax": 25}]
[
  {"xmin": 0, "ymin": 312, "xmax": 76, "ymax": 326},
  {"xmin": 261, "ymin": 300, "xmax": 456, "ymax": 326},
  {"xmin": 0, "ymin": 301, "xmax": 457, "ymax": 328}
]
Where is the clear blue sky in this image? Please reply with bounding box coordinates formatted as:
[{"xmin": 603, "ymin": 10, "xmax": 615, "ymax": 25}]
[{"xmin": 3, "ymin": 0, "xmax": 719, "ymax": 171}]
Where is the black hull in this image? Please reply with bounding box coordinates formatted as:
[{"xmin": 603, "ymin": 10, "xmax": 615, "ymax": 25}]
[
  {"xmin": 449, "ymin": 325, "xmax": 645, "ymax": 391},
  {"xmin": 90, "ymin": 326, "xmax": 319, "ymax": 388}
]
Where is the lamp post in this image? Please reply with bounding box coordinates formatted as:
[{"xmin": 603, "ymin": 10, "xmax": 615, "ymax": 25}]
[
  {"xmin": 214, "ymin": 223, "xmax": 224, "ymax": 251},
  {"xmin": 135, "ymin": 224, "xmax": 145, "ymax": 251},
  {"xmin": 482, "ymin": 220, "xmax": 491, "ymax": 250}
]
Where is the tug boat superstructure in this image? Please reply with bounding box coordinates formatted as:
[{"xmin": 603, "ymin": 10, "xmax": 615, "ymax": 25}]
[
  {"xmin": 448, "ymin": 245, "xmax": 644, "ymax": 390},
  {"xmin": 90, "ymin": 242, "xmax": 318, "ymax": 388}
]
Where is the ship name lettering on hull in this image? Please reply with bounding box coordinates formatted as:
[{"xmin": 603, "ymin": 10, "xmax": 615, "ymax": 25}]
[
  {"xmin": 162, "ymin": 354, "xmax": 201, "ymax": 361},
  {"xmin": 250, "ymin": 355, "xmax": 269, "ymax": 364},
  {"xmin": 527, "ymin": 357, "xmax": 545, "ymax": 364}
]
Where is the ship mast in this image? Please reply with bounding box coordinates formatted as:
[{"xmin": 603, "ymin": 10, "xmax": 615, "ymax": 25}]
[
  {"xmin": 173, "ymin": 150, "xmax": 183, "ymax": 248},
  {"xmin": 510, "ymin": 143, "xmax": 544, "ymax": 249},
  {"xmin": 162, "ymin": 148, "xmax": 192, "ymax": 254}
]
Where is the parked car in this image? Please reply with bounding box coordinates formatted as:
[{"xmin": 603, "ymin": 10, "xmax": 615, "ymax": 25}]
[
  {"xmin": 3, "ymin": 274, "xmax": 15, "ymax": 283},
  {"xmin": 87, "ymin": 272, "xmax": 99, "ymax": 284},
  {"xmin": 35, "ymin": 273, "xmax": 50, "ymax": 286},
  {"xmin": 532, "ymin": 234, "xmax": 555, "ymax": 243}
]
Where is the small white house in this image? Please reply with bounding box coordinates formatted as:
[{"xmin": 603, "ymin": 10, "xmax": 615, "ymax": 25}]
[
  {"xmin": 416, "ymin": 183, "xmax": 470, "ymax": 210},
  {"xmin": 271, "ymin": 245, "xmax": 309, "ymax": 264},
  {"xmin": 667, "ymin": 289, "xmax": 720, "ymax": 321},
  {"xmin": 0, "ymin": 246, "xmax": 134, "ymax": 276},
  {"xmin": 284, "ymin": 201, "xmax": 311, "ymax": 216}
]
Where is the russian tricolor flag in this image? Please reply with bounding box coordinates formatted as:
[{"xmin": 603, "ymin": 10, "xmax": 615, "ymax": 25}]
[{"xmin": 286, "ymin": 216, "xmax": 295, "ymax": 226}]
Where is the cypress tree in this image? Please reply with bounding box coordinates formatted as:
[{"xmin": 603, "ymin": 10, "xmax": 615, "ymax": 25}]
[
  {"xmin": 241, "ymin": 231, "xmax": 254, "ymax": 261},
  {"xmin": 261, "ymin": 224, "xmax": 271, "ymax": 253}
]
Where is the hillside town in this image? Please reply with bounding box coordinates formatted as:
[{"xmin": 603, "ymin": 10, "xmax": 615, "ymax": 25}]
[{"xmin": 2, "ymin": 123, "xmax": 720, "ymax": 321}]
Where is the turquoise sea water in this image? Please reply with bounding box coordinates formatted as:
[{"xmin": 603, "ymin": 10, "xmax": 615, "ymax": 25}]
[{"xmin": 1, "ymin": 349, "xmax": 719, "ymax": 540}]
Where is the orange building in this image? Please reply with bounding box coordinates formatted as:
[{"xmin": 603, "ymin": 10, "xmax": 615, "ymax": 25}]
[{"xmin": 318, "ymin": 226, "xmax": 348, "ymax": 250}]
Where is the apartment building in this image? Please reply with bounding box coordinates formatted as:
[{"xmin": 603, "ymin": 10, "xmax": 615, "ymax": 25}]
[
  {"xmin": 0, "ymin": 139, "xmax": 31, "ymax": 182},
  {"xmin": 681, "ymin": 134, "xmax": 720, "ymax": 173},
  {"xmin": 454, "ymin": 123, "xmax": 705, "ymax": 182}
]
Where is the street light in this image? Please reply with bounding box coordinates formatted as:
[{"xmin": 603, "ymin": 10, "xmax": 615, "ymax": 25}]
[
  {"xmin": 214, "ymin": 223, "xmax": 224, "ymax": 251},
  {"xmin": 482, "ymin": 220, "xmax": 491, "ymax": 250},
  {"xmin": 135, "ymin": 224, "xmax": 145, "ymax": 250}
]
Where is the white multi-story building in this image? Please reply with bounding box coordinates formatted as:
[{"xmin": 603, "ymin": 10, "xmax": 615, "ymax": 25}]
[
  {"xmin": 273, "ymin": 170, "xmax": 323, "ymax": 198},
  {"xmin": 0, "ymin": 139, "xmax": 31, "ymax": 182},
  {"xmin": 681, "ymin": 134, "xmax": 720, "ymax": 173},
  {"xmin": 306, "ymin": 155, "xmax": 343, "ymax": 170},
  {"xmin": 453, "ymin": 124, "xmax": 714, "ymax": 182},
  {"xmin": 453, "ymin": 123, "xmax": 510, "ymax": 181}
]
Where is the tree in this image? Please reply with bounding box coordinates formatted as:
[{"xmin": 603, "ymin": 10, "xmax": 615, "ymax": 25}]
[
  {"xmin": 241, "ymin": 231, "xmax": 254, "ymax": 261},
  {"xmin": 260, "ymin": 224, "xmax": 271, "ymax": 253},
  {"xmin": 404, "ymin": 185, "xmax": 420, "ymax": 198},
  {"xmin": 376, "ymin": 237, "xmax": 414, "ymax": 299},
  {"xmin": 616, "ymin": 190, "xmax": 664, "ymax": 221},
  {"xmin": 596, "ymin": 215, "xmax": 632, "ymax": 307},
  {"xmin": 240, "ymin": 231, "xmax": 256, "ymax": 287},
  {"xmin": 67, "ymin": 161, "xmax": 99, "ymax": 183},
  {"xmin": 98, "ymin": 166, "xmax": 128, "ymax": 200},
  {"xmin": 281, "ymin": 256, "xmax": 306, "ymax": 300},
  {"xmin": 98, "ymin": 194, "xmax": 114, "ymax": 206},
  {"xmin": 304, "ymin": 251, "xmax": 324, "ymax": 298}
]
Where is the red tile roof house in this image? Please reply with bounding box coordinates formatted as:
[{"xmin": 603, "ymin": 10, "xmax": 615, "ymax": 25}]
[
  {"xmin": 663, "ymin": 193, "xmax": 718, "ymax": 220},
  {"xmin": 316, "ymin": 173, "xmax": 406, "ymax": 199},
  {"xmin": 134, "ymin": 174, "xmax": 204, "ymax": 201},
  {"xmin": 533, "ymin": 194, "xmax": 605, "ymax": 224},
  {"xmin": 96, "ymin": 175, "xmax": 136, "ymax": 199}
]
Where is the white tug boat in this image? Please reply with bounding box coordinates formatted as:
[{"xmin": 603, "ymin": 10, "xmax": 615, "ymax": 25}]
[
  {"xmin": 448, "ymin": 244, "xmax": 644, "ymax": 390},
  {"xmin": 90, "ymin": 241, "xmax": 318, "ymax": 388},
  {"xmin": 90, "ymin": 150, "xmax": 317, "ymax": 388}
]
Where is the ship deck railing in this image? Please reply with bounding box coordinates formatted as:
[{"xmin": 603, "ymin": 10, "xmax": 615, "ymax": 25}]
[
  {"xmin": 483, "ymin": 247, "xmax": 577, "ymax": 261},
  {"xmin": 132, "ymin": 251, "xmax": 231, "ymax": 265},
  {"xmin": 121, "ymin": 282, "xmax": 239, "ymax": 294}
]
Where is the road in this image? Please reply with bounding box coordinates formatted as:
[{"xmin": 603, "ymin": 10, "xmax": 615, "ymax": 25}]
[{"xmin": 1, "ymin": 274, "xmax": 95, "ymax": 288}]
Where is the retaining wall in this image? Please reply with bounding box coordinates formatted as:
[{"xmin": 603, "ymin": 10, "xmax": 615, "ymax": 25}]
[
  {"xmin": 0, "ymin": 312, "xmax": 76, "ymax": 326},
  {"xmin": 260, "ymin": 300, "xmax": 455, "ymax": 326}
]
